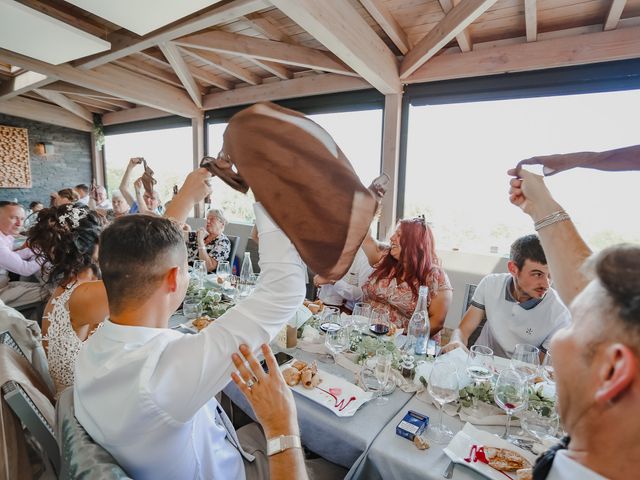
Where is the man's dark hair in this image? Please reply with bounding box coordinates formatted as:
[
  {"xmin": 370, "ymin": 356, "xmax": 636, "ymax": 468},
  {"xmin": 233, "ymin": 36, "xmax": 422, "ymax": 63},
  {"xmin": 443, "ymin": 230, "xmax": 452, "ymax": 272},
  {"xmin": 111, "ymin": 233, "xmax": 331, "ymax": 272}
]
[
  {"xmin": 0, "ymin": 201, "xmax": 20, "ymax": 209},
  {"xmin": 75, "ymin": 184, "xmax": 90, "ymax": 194},
  {"xmin": 591, "ymin": 244, "xmax": 640, "ymax": 335},
  {"xmin": 29, "ymin": 201, "xmax": 42, "ymax": 210},
  {"xmin": 510, "ymin": 234, "xmax": 547, "ymax": 270},
  {"xmin": 99, "ymin": 215, "xmax": 186, "ymax": 315}
]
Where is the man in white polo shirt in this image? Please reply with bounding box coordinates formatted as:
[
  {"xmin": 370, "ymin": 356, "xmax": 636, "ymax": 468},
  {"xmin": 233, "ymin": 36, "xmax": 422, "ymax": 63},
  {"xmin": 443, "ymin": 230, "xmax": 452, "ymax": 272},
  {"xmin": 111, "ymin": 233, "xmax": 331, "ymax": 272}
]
[{"xmin": 443, "ymin": 234, "xmax": 570, "ymax": 358}]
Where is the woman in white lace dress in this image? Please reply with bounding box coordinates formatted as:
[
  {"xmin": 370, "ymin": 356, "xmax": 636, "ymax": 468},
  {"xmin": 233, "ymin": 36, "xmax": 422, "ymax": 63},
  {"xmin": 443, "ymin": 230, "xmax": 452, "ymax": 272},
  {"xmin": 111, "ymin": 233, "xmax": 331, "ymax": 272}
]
[{"xmin": 28, "ymin": 204, "xmax": 108, "ymax": 398}]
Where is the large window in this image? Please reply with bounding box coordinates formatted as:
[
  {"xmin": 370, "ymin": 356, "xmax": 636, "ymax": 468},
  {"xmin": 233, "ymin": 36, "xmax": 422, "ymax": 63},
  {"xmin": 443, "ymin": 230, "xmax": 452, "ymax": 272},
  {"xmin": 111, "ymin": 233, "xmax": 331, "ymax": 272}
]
[
  {"xmin": 207, "ymin": 108, "xmax": 383, "ymax": 223},
  {"xmin": 403, "ymin": 89, "xmax": 640, "ymax": 254},
  {"xmin": 104, "ymin": 126, "xmax": 193, "ymax": 208}
]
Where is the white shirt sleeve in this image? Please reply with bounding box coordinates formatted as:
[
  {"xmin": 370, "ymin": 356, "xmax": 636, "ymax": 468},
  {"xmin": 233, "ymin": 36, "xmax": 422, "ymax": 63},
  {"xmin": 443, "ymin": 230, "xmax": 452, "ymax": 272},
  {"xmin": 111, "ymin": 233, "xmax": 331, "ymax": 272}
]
[
  {"xmin": 542, "ymin": 304, "xmax": 571, "ymax": 352},
  {"xmin": 470, "ymin": 275, "xmax": 490, "ymax": 309},
  {"xmin": 149, "ymin": 203, "xmax": 306, "ymax": 421},
  {"xmin": 0, "ymin": 244, "xmax": 40, "ymax": 277}
]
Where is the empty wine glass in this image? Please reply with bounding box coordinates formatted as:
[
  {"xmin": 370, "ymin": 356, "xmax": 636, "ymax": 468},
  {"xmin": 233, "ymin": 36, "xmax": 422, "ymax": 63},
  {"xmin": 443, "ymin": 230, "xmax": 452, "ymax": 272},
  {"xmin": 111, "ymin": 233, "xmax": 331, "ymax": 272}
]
[
  {"xmin": 352, "ymin": 302, "xmax": 372, "ymax": 334},
  {"xmin": 216, "ymin": 261, "xmax": 231, "ymax": 285},
  {"xmin": 511, "ymin": 344, "xmax": 540, "ymax": 384},
  {"xmin": 494, "ymin": 369, "xmax": 528, "ymax": 440},
  {"xmin": 193, "ymin": 260, "xmax": 207, "ymax": 289},
  {"xmin": 427, "ymin": 361, "xmax": 459, "ymax": 444},
  {"xmin": 369, "ymin": 308, "xmax": 390, "ymax": 336},
  {"xmin": 373, "ymin": 348, "xmax": 392, "ymax": 406},
  {"xmin": 521, "ymin": 407, "xmax": 560, "ymax": 444},
  {"xmin": 542, "ymin": 352, "xmax": 555, "ymax": 384},
  {"xmin": 466, "ymin": 345, "xmax": 494, "ymax": 413},
  {"xmin": 324, "ymin": 321, "xmax": 349, "ymax": 365}
]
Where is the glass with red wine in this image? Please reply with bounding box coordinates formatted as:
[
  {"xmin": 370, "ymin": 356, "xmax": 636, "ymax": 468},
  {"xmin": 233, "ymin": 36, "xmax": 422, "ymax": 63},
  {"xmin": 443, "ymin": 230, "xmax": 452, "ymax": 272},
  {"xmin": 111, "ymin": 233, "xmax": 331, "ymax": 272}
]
[
  {"xmin": 369, "ymin": 308, "xmax": 391, "ymax": 336},
  {"xmin": 494, "ymin": 369, "xmax": 528, "ymax": 441}
]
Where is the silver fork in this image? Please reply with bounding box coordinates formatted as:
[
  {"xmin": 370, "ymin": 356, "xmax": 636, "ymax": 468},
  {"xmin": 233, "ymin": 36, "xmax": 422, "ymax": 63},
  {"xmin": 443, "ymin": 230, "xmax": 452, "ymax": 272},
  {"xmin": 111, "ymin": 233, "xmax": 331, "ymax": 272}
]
[{"xmin": 442, "ymin": 460, "xmax": 454, "ymax": 479}]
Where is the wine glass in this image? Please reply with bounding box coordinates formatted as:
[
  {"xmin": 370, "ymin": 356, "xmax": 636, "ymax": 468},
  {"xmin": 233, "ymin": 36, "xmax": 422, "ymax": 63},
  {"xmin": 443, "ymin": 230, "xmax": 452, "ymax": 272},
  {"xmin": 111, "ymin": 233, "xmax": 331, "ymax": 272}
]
[
  {"xmin": 511, "ymin": 344, "xmax": 540, "ymax": 384},
  {"xmin": 542, "ymin": 352, "xmax": 555, "ymax": 384},
  {"xmin": 521, "ymin": 407, "xmax": 560, "ymax": 445},
  {"xmin": 193, "ymin": 260, "xmax": 207, "ymax": 289},
  {"xmin": 427, "ymin": 361, "xmax": 459, "ymax": 444},
  {"xmin": 216, "ymin": 261, "xmax": 231, "ymax": 285},
  {"xmin": 183, "ymin": 298, "xmax": 202, "ymax": 321},
  {"xmin": 352, "ymin": 302, "xmax": 371, "ymax": 334},
  {"xmin": 320, "ymin": 306, "xmax": 340, "ymax": 332},
  {"xmin": 466, "ymin": 345, "xmax": 494, "ymax": 413},
  {"xmin": 324, "ymin": 320, "xmax": 349, "ymax": 365},
  {"xmin": 373, "ymin": 348, "xmax": 392, "ymax": 406},
  {"xmin": 369, "ymin": 308, "xmax": 390, "ymax": 336},
  {"xmin": 494, "ymin": 369, "xmax": 528, "ymax": 440}
]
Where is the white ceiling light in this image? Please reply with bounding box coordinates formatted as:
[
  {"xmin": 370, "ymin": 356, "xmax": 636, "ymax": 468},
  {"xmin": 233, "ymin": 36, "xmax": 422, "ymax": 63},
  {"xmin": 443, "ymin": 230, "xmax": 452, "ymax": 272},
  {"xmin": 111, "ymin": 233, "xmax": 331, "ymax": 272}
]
[
  {"xmin": 0, "ymin": 0, "xmax": 110, "ymax": 65},
  {"xmin": 64, "ymin": 0, "xmax": 223, "ymax": 36}
]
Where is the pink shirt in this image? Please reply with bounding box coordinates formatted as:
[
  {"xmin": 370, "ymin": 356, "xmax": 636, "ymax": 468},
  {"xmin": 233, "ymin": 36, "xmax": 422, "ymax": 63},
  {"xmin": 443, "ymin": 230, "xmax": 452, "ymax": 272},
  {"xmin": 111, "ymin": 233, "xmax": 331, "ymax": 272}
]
[{"xmin": 0, "ymin": 231, "xmax": 40, "ymax": 277}]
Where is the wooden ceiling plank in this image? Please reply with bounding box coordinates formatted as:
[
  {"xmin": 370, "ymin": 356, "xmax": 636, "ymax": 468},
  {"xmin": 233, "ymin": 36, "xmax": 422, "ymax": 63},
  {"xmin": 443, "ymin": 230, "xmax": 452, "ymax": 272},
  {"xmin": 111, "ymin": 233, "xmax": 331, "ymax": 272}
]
[
  {"xmin": 242, "ymin": 13, "xmax": 294, "ymax": 42},
  {"xmin": 248, "ymin": 58, "xmax": 294, "ymax": 79},
  {"xmin": 0, "ymin": 48, "xmax": 200, "ymax": 117},
  {"xmin": 41, "ymin": 81, "xmax": 121, "ymax": 98},
  {"xmin": 359, "ymin": 0, "xmax": 412, "ymax": 54},
  {"xmin": 437, "ymin": 0, "xmax": 473, "ymax": 52},
  {"xmin": 33, "ymin": 88, "xmax": 94, "ymax": 123},
  {"xmin": 406, "ymin": 25, "xmax": 640, "ymax": 84},
  {"xmin": 203, "ymin": 73, "xmax": 370, "ymax": 110},
  {"xmin": 525, "ymin": 0, "xmax": 537, "ymax": 42},
  {"xmin": 175, "ymin": 30, "xmax": 357, "ymax": 76},
  {"xmin": 102, "ymin": 106, "xmax": 171, "ymax": 126},
  {"xmin": 159, "ymin": 43, "xmax": 203, "ymax": 108},
  {"xmin": 77, "ymin": 0, "xmax": 270, "ymax": 69},
  {"xmin": 114, "ymin": 58, "xmax": 184, "ymax": 88},
  {"xmin": 269, "ymin": 0, "xmax": 401, "ymax": 93},
  {"xmin": 180, "ymin": 46, "xmax": 262, "ymax": 85},
  {"xmin": 65, "ymin": 94, "xmax": 119, "ymax": 112},
  {"xmin": 401, "ymin": 0, "xmax": 499, "ymax": 78},
  {"xmin": 604, "ymin": 0, "xmax": 628, "ymax": 31},
  {"xmin": 0, "ymin": 96, "xmax": 92, "ymax": 131},
  {"xmin": 0, "ymin": 71, "xmax": 52, "ymax": 101}
]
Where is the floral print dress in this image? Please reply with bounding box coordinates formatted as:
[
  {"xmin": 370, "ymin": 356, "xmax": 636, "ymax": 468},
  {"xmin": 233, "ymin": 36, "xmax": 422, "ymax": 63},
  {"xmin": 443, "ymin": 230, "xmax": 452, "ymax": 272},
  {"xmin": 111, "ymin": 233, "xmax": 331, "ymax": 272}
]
[{"xmin": 187, "ymin": 234, "xmax": 231, "ymax": 267}]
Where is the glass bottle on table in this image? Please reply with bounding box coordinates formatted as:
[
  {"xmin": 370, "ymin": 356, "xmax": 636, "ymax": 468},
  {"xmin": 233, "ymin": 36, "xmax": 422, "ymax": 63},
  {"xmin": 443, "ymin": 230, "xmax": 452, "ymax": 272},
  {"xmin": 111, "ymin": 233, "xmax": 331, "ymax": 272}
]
[
  {"xmin": 239, "ymin": 252, "xmax": 254, "ymax": 298},
  {"xmin": 408, "ymin": 286, "xmax": 429, "ymax": 356}
]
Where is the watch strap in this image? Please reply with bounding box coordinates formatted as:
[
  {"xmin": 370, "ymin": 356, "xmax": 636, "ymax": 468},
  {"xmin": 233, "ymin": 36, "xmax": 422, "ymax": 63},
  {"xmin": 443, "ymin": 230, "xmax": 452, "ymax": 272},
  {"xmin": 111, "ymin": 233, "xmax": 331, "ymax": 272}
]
[{"xmin": 266, "ymin": 435, "xmax": 301, "ymax": 456}]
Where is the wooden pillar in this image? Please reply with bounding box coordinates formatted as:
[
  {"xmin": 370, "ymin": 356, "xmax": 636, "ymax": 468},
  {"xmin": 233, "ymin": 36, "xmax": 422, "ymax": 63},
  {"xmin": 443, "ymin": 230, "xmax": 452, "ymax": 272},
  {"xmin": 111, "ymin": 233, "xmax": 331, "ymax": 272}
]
[
  {"xmin": 192, "ymin": 116, "xmax": 205, "ymax": 217},
  {"xmin": 90, "ymin": 130, "xmax": 105, "ymax": 186},
  {"xmin": 378, "ymin": 92, "xmax": 403, "ymax": 240}
]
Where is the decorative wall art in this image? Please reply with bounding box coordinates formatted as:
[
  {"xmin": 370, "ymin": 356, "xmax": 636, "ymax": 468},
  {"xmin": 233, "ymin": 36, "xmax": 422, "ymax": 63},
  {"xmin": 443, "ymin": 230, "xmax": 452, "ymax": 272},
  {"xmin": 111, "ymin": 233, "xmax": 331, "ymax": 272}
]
[{"xmin": 0, "ymin": 125, "xmax": 32, "ymax": 188}]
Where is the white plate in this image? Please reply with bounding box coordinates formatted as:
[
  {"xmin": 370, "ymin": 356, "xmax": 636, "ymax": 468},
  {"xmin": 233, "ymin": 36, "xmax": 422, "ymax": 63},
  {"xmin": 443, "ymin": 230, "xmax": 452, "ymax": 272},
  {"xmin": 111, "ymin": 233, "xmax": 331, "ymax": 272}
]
[
  {"xmin": 444, "ymin": 423, "xmax": 536, "ymax": 479},
  {"xmin": 281, "ymin": 361, "xmax": 373, "ymax": 417}
]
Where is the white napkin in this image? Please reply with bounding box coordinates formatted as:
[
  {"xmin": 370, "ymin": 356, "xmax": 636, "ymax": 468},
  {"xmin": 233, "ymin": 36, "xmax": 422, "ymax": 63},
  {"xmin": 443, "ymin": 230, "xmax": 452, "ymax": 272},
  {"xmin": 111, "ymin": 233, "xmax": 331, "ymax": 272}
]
[{"xmin": 413, "ymin": 348, "xmax": 473, "ymax": 389}]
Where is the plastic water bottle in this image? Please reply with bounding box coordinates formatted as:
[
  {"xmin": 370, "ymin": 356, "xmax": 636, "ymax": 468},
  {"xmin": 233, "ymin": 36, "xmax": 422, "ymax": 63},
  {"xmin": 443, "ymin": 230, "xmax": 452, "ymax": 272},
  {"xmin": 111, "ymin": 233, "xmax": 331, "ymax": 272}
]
[
  {"xmin": 239, "ymin": 252, "xmax": 254, "ymax": 297},
  {"xmin": 408, "ymin": 286, "xmax": 430, "ymax": 355}
]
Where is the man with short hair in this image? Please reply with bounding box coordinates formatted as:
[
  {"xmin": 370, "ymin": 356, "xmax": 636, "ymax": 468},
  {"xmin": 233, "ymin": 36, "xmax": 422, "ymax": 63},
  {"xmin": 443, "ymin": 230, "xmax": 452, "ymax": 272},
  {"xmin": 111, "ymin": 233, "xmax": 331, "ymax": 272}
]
[
  {"xmin": 74, "ymin": 183, "xmax": 90, "ymax": 205},
  {"xmin": 509, "ymin": 168, "xmax": 640, "ymax": 480},
  {"xmin": 0, "ymin": 201, "xmax": 45, "ymax": 308},
  {"xmin": 443, "ymin": 234, "xmax": 570, "ymax": 358},
  {"xmin": 74, "ymin": 169, "xmax": 321, "ymax": 479}
]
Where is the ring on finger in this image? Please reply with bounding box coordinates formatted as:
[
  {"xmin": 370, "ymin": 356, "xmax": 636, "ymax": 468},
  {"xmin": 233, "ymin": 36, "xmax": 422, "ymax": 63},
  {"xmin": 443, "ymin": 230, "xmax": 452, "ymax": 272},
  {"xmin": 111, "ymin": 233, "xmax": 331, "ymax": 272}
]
[{"xmin": 246, "ymin": 377, "xmax": 257, "ymax": 389}]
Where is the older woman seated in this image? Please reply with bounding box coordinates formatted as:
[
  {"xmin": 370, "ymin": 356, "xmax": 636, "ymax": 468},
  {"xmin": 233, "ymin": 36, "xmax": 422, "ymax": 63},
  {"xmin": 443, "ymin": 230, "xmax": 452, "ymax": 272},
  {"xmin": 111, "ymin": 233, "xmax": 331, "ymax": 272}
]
[
  {"xmin": 187, "ymin": 208, "xmax": 231, "ymax": 272},
  {"xmin": 361, "ymin": 216, "xmax": 452, "ymax": 335}
]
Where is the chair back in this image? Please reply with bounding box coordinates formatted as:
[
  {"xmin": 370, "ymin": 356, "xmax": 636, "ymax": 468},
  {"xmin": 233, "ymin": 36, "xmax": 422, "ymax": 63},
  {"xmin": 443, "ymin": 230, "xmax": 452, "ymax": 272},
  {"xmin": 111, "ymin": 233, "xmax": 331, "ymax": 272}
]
[
  {"xmin": 227, "ymin": 235, "xmax": 240, "ymax": 265},
  {"xmin": 56, "ymin": 387, "xmax": 131, "ymax": 479},
  {"xmin": 462, "ymin": 284, "xmax": 486, "ymax": 346},
  {"xmin": 2, "ymin": 380, "xmax": 59, "ymax": 474}
]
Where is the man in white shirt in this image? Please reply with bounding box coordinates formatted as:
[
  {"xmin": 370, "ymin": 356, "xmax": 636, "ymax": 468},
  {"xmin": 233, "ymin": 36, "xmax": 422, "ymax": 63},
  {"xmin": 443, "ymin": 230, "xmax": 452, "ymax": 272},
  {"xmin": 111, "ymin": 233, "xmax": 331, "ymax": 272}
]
[
  {"xmin": 0, "ymin": 201, "xmax": 45, "ymax": 308},
  {"xmin": 509, "ymin": 168, "xmax": 639, "ymax": 480},
  {"xmin": 74, "ymin": 169, "xmax": 310, "ymax": 479},
  {"xmin": 443, "ymin": 234, "xmax": 570, "ymax": 358},
  {"xmin": 74, "ymin": 183, "xmax": 90, "ymax": 205},
  {"xmin": 313, "ymin": 247, "xmax": 372, "ymax": 310}
]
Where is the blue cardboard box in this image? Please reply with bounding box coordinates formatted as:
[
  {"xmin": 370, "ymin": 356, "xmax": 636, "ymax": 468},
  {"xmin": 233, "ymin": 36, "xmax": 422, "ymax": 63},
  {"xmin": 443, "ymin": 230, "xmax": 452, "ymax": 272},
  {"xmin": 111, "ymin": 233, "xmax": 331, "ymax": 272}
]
[{"xmin": 396, "ymin": 410, "xmax": 429, "ymax": 441}]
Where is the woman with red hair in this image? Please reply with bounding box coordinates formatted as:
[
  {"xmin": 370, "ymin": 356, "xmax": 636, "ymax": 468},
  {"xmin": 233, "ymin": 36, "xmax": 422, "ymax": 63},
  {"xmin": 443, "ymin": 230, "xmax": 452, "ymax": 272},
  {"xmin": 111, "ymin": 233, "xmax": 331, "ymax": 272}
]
[{"xmin": 361, "ymin": 216, "xmax": 452, "ymax": 334}]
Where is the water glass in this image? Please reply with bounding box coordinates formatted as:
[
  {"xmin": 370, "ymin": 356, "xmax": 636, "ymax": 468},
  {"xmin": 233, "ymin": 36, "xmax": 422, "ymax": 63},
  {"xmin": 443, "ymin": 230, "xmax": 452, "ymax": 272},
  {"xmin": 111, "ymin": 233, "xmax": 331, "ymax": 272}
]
[
  {"xmin": 352, "ymin": 302, "xmax": 371, "ymax": 333},
  {"xmin": 511, "ymin": 344, "xmax": 540, "ymax": 384},
  {"xmin": 427, "ymin": 361, "xmax": 459, "ymax": 443},
  {"xmin": 521, "ymin": 407, "xmax": 560, "ymax": 444},
  {"xmin": 324, "ymin": 322, "xmax": 349, "ymax": 364},
  {"xmin": 216, "ymin": 261, "xmax": 231, "ymax": 284},
  {"xmin": 369, "ymin": 308, "xmax": 391, "ymax": 336},
  {"xmin": 466, "ymin": 345, "xmax": 494, "ymax": 412},
  {"xmin": 542, "ymin": 352, "xmax": 555, "ymax": 384},
  {"xmin": 183, "ymin": 298, "xmax": 202, "ymax": 320},
  {"xmin": 373, "ymin": 348, "xmax": 392, "ymax": 406},
  {"xmin": 494, "ymin": 369, "xmax": 528, "ymax": 440},
  {"xmin": 193, "ymin": 260, "xmax": 207, "ymax": 288}
]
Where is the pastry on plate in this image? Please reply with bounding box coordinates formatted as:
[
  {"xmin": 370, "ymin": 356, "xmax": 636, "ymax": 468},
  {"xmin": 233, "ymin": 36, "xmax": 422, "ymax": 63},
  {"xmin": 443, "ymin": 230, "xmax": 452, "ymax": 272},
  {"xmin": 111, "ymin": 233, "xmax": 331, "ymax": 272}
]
[{"xmin": 483, "ymin": 447, "xmax": 532, "ymax": 472}]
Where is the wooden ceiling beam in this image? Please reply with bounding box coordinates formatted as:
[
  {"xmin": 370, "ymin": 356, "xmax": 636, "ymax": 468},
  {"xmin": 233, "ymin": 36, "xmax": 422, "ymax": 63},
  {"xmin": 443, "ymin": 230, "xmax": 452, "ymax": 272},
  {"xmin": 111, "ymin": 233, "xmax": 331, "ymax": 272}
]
[
  {"xmin": 0, "ymin": 71, "xmax": 52, "ymax": 101},
  {"xmin": 359, "ymin": 0, "xmax": 411, "ymax": 54},
  {"xmin": 114, "ymin": 58, "xmax": 184, "ymax": 88},
  {"xmin": 248, "ymin": 58, "xmax": 293, "ymax": 80},
  {"xmin": 405, "ymin": 25, "xmax": 640, "ymax": 84},
  {"xmin": 203, "ymin": 73, "xmax": 370, "ymax": 110},
  {"xmin": 67, "ymin": 94, "xmax": 134, "ymax": 110},
  {"xmin": 65, "ymin": 94, "xmax": 119, "ymax": 112},
  {"xmin": 40, "ymin": 81, "xmax": 121, "ymax": 98},
  {"xmin": 270, "ymin": 0, "xmax": 401, "ymax": 93},
  {"xmin": 102, "ymin": 106, "xmax": 171, "ymax": 126},
  {"xmin": 437, "ymin": 0, "xmax": 473, "ymax": 52},
  {"xmin": 242, "ymin": 13, "xmax": 293, "ymax": 42},
  {"xmin": 401, "ymin": 0, "xmax": 498, "ymax": 79},
  {"xmin": 604, "ymin": 0, "xmax": 628, "ymax": 31},
  {"xmin": 0, "ymin": 48, "xmax": 200, "ymax": 117},
  {"xmin": 138, "ymin": 51, "xmax": 232, "ymax": 91},
  {"xmin": 524, "ymin": 0, "xmax": 537, "ymax": 42},
  {"xmin": 180, "ymin": 46, "xmax": 262, "ymax": 85},
  {"xmin": 159, "ymin": 43, "xmax": 203, "ymax": 108},
  {"xmin": 33, "ymin": 88, "xmax": 94, "ymax": 123},
  {"xmin": 0, "ymin": 96, "xmax": 92, "ymax": 131},
  {"xmin": 176, "ymin": 30, "xmax": 357, "ymax": 76},
  {"xmin": 76, "ymin": 0, "xmax": 270, "ymax": 69}
]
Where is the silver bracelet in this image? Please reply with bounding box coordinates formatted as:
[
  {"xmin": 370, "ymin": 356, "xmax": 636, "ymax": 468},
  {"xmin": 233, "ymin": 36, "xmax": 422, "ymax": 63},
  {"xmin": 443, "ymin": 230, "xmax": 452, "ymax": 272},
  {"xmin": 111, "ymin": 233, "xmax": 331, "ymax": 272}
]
[{"xmin": 534, "ymin": 210, "xmax": 570, "ymax": 231}]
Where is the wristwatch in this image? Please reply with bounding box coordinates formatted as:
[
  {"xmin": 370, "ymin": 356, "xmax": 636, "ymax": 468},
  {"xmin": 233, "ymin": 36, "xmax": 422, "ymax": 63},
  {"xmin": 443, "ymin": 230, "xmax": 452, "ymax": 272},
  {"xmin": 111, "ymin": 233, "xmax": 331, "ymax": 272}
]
[{"xmin": 266, "ymin": 435, "xmax": 302, "ymax": 456}]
